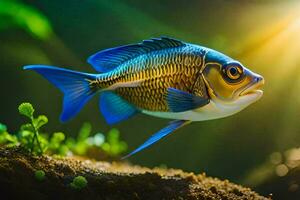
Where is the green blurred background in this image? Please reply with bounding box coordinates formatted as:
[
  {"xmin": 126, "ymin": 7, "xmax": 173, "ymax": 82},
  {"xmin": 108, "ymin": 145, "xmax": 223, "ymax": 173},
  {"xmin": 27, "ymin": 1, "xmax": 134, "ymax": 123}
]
[{"xmin": 1, "ymin": 0, "xmax": 300, "ymax": 198}]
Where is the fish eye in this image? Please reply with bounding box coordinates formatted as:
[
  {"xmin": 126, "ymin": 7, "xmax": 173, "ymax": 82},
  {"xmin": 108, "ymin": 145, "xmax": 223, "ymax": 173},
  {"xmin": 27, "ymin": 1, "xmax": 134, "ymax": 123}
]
[
  {"xmin": 229, "ymin": 67, "xmax": 237, "ymax": 76},
  {"xmin": 222, "ymin": 62, "xmax": 244, "ymax": 82},
  {"xmin": 227, "ymin": 66, "xmax": 241, "ymax": 80}
]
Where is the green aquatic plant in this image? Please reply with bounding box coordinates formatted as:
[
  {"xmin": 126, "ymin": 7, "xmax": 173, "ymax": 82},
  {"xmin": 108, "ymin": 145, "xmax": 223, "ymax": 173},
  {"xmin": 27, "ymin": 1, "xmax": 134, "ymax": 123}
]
[
  {"xmin": 0, "ymin": 0, "xmax": 53, "ymax": 40},
  {"xmin": 0, "ymin": 102, "xmax": 128, "ymax": 158},
  {"xmin": 101, "ymin": 128, "xmax": 127, "ymax": 156},
  {"xmin": 0, "ymin": 123, "xmax": 18, "ymax": 147},
  {"xmin": 47, "ymin": 132, "xmax": 69, "ymax": 156},
  {"xmin": 66, "ymin": 122, "xmax": 93, "ymax": 156},
  {"xmin": 65, "ymin": 122, "xmax": 128, "ymax": 157},
  {"xmin": 18, "ymin": 102, "xmax": 47, "ymax": 154},
  {"xmin": 70, "ymin": 176, "xmax": 88, "ymax": 190},
  {"xmin": 34, "ymin": 170, "xmax": 46, "ymax": 181}
]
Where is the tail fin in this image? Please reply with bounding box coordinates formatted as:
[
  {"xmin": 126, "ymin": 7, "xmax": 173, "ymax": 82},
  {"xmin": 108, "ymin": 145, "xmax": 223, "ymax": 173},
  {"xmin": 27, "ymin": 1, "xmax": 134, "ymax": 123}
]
[{"xmin": 24, "ymin": 65, "xmax": 97, "ymax": 122}]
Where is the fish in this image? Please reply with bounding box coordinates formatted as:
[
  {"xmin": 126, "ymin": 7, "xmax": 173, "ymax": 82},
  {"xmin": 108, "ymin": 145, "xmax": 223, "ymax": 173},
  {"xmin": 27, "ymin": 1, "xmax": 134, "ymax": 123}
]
[{"xmin": 24, "ymin": 37, "xmax": 264, "ymax": 158}]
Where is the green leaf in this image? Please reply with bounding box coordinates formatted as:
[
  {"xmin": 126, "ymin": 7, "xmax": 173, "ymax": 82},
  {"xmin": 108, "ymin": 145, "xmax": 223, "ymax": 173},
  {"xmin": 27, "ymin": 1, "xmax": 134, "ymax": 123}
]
[
  {"xmin": 19, "ymin": 130, "xmax": 34, "ymax": 139},
  {"xmin": 0, "ymin": 129, "xmax": 18, "ymax": 146},
  {"xmin": 65, "ymin": 138, "xmax": 76, "ymax": 147},
  {"xmin": 101, "ymin": 128, "xmax": 127, "ymax": 156},
  {"xmin": 48, "ymin": 132, "xmax": 65, "ymax": 151},
  {"xmin": 18, "ymin": 130, "xmax": 34, "ymax": 151},
  {"xmin": 0, "ymin": 123, "xmax": 7, "ymax": 133},
  {"xmin": 107, "ymin": 128, "xmax": 120, "ymax": 144},
  {"xmin": 5, "ymin": 134, "xmax": 18, "ymax": 144},
  {"xmin": 0, "ymin": 0, "xmax": 53, "ymax": 40},
  {"xmin": 37, "ymin": 135, "xmax": 48, "ymax": 154},
  {"xmin": 34, "ymin": 115, "xmax": 48, "ymax": 129},
  {"xmin": 57, "ymin": 144, "xmax": 69, "ymax": 156},
  {"xmin": 72, "ymin": 141, "xmax": 88, "ymax": 156},
  {"xmin": 77, "ymin": 122, "xmax": 92, "ymax": 142},
  {"xmin": 18, "ymin": 102, "xmax": 34, "ymax": 118},
  {"xmin": 20, "ymin": 123, "xmax": 34, "ymax": 132},
  {"xmin": 51, "ymin": 132, "xmax": 65, "ymax": 143}
]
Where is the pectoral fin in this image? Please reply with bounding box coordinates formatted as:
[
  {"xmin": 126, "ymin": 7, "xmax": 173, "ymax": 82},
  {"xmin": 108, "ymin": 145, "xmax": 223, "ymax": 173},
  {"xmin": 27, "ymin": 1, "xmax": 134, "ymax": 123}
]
[
  {"xmin": 100, "ymin": 91, "xmax": 138, "ymax": 125},
  {"xmin": 166, "ymin": 88, "xmax": 209, "ymax": 112},
  {"xmin": 122, "ymin": 120, "xmax": 191, "ymax": 159}
]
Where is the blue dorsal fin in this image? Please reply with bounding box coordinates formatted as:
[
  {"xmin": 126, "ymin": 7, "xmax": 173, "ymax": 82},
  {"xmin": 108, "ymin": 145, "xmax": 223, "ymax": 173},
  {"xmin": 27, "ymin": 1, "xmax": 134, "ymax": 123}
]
[
  {"xmin": 166, "ymin": 88, "xmax": 210, "ymax": 112},
  {"xmin": 87, "ymin": 37, "xmax": 186, "ymax": 72},
  {"xmin": 100, "ymin": 91, "xmax": 138, "ymax": 125},
  {"xmin": 122, "ymin": 120, "xmax": 191, "ymax": 159}
]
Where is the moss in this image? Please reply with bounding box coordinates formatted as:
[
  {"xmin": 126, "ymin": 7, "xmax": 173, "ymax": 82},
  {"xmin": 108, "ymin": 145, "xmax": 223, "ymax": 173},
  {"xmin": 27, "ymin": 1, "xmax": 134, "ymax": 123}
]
[
  {"xmin": 34, "ymin": 170, "xmax": 45, "ymax": 181},
  {"xmin": 70, "ymin": 176, "xmax": 88, "ymax": 190}
]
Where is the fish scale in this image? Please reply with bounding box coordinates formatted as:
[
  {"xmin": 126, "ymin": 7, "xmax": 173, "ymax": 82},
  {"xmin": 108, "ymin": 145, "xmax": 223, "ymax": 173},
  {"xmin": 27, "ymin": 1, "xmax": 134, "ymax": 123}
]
[
  {"xmin": 92, "ymin": 47, "xmax": 205, "ymax": 106},
  {"xmin": 100, "ymin": 50, "xmax": 207, "ymax": 111}
]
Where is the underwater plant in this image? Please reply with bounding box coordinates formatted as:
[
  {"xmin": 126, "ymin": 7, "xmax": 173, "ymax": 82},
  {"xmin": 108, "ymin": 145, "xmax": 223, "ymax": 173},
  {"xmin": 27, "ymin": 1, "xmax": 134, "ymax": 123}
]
[
  {"xmin": 0, "ymin": 123, "xmax": 18, "ymax": 147},
  {"xmin": 0, "ymin": 0, "xmax": 53, "ymax": 40},
  {"xmin": 101, "ymin": 128, "xmax": 128, "ymax": 157},
  {"xmin": 18, "ymin": 102, "xmax": 48, "ymax": 154},
  {"xmin": 0, "ymin": 102, "xmax": 127, "ymax": 158},
  {"xmin": 70, "ymin": 176, "xmax": 88, "ymax": 190},
  {"xmin": 34, "ymin": 170, "xmax": 46, "ymax": 181}
]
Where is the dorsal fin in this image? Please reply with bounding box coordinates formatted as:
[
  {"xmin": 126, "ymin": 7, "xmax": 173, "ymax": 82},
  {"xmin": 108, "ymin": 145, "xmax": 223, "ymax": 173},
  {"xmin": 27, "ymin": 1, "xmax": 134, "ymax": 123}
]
[{"xmin": 87, "ymin": 37, "xmax": 186, "ymax": 73}]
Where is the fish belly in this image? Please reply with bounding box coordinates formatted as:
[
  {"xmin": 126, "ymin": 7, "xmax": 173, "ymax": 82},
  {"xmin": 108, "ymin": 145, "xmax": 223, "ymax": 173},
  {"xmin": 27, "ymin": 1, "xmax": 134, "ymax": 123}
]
[{"xmin": 142, "ymin": 100, "xmax": 242, "ymax": 121}]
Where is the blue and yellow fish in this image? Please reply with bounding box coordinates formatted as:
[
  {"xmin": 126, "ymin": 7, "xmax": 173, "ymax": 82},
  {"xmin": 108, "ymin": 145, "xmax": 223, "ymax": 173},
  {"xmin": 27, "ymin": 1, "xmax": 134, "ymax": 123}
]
[{"xmin": 24, "ymin": 37, "xmax": 264, "ymax": 158}]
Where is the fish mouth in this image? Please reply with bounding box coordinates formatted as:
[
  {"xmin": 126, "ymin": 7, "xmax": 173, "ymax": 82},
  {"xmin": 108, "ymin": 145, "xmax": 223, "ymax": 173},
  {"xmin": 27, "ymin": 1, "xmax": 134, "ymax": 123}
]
[{"xmin": 240, "ymin": 76, "xmax": 265, "ymax": 96}]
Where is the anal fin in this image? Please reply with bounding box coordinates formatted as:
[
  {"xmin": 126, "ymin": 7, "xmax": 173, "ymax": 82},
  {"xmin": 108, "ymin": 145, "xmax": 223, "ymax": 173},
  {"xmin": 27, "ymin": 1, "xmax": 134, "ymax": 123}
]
[{"xmin": 122, "ymin": 120, "xmax": 191, "ymax": 159}]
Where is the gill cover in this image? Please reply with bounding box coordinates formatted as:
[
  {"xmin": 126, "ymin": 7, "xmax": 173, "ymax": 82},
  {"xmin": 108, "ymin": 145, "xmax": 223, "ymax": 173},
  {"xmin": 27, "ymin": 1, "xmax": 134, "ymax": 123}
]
[{"xmin": 202, "ymin": 61, "xmax": 257, "ymax": 101}]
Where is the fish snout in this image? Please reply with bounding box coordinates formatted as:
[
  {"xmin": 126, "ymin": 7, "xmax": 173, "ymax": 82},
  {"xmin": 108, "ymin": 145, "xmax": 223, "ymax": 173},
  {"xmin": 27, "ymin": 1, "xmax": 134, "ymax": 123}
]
[
  {"xmin": 252, "ymin": 74, "xmax": 265, "ymax": 91},
  {"xmin": 239, "ymin": 72, "xmax": 264, "ymax": 96},
  {"xmin": 254, "ymin": 74, "xmax": 264, "ymax": 86}
]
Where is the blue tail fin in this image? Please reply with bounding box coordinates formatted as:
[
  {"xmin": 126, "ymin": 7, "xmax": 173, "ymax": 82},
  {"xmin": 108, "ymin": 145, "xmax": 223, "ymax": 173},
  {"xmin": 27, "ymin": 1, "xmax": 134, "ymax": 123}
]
[{"xmin": 24, "ymin": 65, "xmax": 97, "ymax": 122}]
